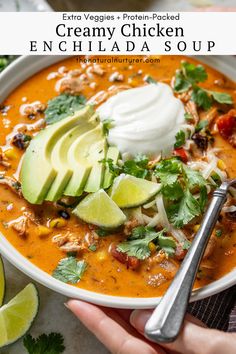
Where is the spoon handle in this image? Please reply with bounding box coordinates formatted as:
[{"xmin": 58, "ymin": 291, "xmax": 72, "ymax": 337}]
[{"xmin": 144, "ymin": 182, "xmax": 229, "ymax": 343}]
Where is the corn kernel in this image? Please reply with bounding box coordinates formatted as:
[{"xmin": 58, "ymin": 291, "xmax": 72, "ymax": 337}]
[
  {"xmin": 193, "ymin": 224, "xmax": 200, "ymax": 233},
  {"xmin": 148, "ymin": 242, "xmax": 156, "ymax": 253},
  {"xmin": 49, "ymin": 218, "xmax": 67, "ymax": 229},
  {"xmin": 37, "ymin": 225, "xmax": 52, "ymax": 237},
  {"xmin": 96, "ymin": 250, "xmax": 107, "ymax": 262},
  {"xmin": 217, "ymin": 159, "xmax": 226, "ymax": 171},
  {"xmin": 4, "ymin": 148, "xmax": 17, "ymax": 160}
]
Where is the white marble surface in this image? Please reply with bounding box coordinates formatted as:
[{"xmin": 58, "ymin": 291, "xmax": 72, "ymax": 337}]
[{"xmin": 1, "ymin": 258, "xmax": 109, "ymax": 354}]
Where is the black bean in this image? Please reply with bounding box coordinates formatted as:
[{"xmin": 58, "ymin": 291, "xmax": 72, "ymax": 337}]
[
  {"xmin": 192, "ymin": 133, "xmax": 208, "ymax": 151},
  {"xmin": 58, "ymin": 210, "xmax": 70, "ymax": 220}
]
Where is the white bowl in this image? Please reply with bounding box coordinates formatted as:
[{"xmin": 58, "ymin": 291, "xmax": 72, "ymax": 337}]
[{"xmin": 0, "ymin": 55, "xmax": 236, "ymax": 309}]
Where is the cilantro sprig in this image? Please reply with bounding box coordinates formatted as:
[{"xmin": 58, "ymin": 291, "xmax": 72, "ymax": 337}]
[
  {"xmin": 174, "ymin": 130, "xmax": 186, "ymax": 148},
  {"xmin": 45, "ymin": 93, "xmax": 86, "ymax": 124},
  {"xmin": 174, "ymin": 61, "xmax": 233, "ymax": 110},
  {"xmin": 23, "ymin": 333, "xmax": 65, "ymax": 354},
  {"xmin": 155, "ymin": 158, "xmax": 208, "ymax": 228},
  {"xmin": 52, "ymin": 257, "xmax": 87, "ymax": 284},
  {"xmin": 101, "ymin": 153, "xmax": 150, "ymax": 180},
  {"xmin": 117, "ymin": 226, "xmax": 176, "ymax": 259}
]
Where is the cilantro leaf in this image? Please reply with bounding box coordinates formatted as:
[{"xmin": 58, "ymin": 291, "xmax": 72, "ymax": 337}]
[
  {"xmin": 52, "ymin": 257, "xmax": 87, "ymax": 284},
  {"xmin": 158, "ymin": 234, "xmax": 176, "ymax": 256},
  {"xmin": 195, "ymin": 120, "xmax": 209, "ymax": 133},
  {"xmin": 23, "ymin": 333, "xmax": 65, "ymax": 354},
  {"xmin": 182, "ymin": 62, "xmax": 207, "ymax": 84},
  {"xmin": 100, "ymin": 158, "xmax": 120, "ymax": 178},
  {"xmin": 191, "ymin": 87, "xmax": 212, "ymax": 111},
  {"xmin": 123, "ymin": 154, "xmax": 150, "ymax": 179},
  {"xmin": 161, "ymin": 181, "xmax": 184, "ymax": 201},
  {"xmin": 45, "ymin": 94, "xmax": 86, "ymax": 124},
  {"xmin": 102, "ymin": 119, "xmax": 114, "ymax": 136},
  {"xmin": 117, "ymin": 227, "xmax": 176, "ymax": 259},
  {"xmin": 173, "ymin": 71, "xmax": 191, "ymax": 93},
  {"xmin": 117, "ymin": 233, "xmax": 157, "ymax": 260},
  {"xmin": 209, "ymin": 91, "xmax": 233, "ymax": 105},
  {"xmin": 155, "ymin": 158, "xmax": 182, "ymax": 185},
  {"xmin": 183, "ymin": 166, "xmax": 207, "ymax": 189},
  {"xmin": 174, "ymin": 130, "xmax": 186, "ymax": 148},
  {"xmin": 199, "ymin": 186, "xmax": 208, "ymax": 212},
  {"xmin": 174, "ymin": 62, "xmax": 207, "ymax": 93},
  {"xmin": 167, "ymin": 189, "xmax": 201, "ymax": 228}
]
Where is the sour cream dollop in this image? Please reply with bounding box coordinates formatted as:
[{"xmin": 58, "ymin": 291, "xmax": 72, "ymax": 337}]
[{"xmin": 97, "ymin": 83, "xmax": 186, "ymax": 157}]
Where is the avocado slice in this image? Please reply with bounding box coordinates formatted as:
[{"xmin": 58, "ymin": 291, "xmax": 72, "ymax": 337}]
[
  {"xmin": 45, "ymin": 116, "xmax": 98, "ymax": 202},
  {"xmin": 84, "ymin": 137, "xmax": 107, "ymax": 193},
  {"xmin": 21, "ymin": 106, "xmax": 94, "ymax": 204},
  {"xmin": 64, "ymin": 123, "xmax": 106, "ymax": 196},
  {"xmin": 102, "ymin": 146, "xmax": 120, "ymax": 189}
]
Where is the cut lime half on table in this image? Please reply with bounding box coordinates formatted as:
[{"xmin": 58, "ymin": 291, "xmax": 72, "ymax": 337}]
[
  {"xmin": 0, "ymin": 283, "xmax": 39, "ymax": 348},
  {"xmin": 110, "ymin": 174, "xmax": 161, "ymax": 208},
  {"xmin": 73, "ymin": 189, "xmax": 126, "ymax": 228},
  {"xmin": 0, "ymin": 256, "xmax": 5, "ymax": 307}
]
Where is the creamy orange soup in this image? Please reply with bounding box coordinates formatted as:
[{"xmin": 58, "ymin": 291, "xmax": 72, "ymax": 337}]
[{"xmin": 0, "ymin": 56, "xmax": 235, "ymax": 297}]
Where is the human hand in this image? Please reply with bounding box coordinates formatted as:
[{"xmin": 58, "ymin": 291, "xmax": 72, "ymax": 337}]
[{"xmin": 66, "ymin": 300, "xmax": 236, "ymax": 354}]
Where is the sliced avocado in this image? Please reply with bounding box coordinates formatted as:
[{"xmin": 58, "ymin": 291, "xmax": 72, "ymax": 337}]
[
  {"xmin": 103, "ymin": 146, "xmax": 120, "ymax": 189},
  {"xmin": 84, "ymin": 137, "xmax": 107, "ymax": 193},
  {"xmin": 45, "ymin": 116, "xmax": 98, "ymax": 202},
  {"xmin": 64, "ymin": 122, "xmax": 106, "ymax": 196},
  {"xmin": 21, "ymin": 106, "xmax": 94, "ymax": 204}
]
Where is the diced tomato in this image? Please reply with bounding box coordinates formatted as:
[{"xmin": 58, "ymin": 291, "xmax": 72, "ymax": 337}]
[
  {"xmin": 111, "ymin": 246, "xmax": 141, "ymax": 270},
  {"xmin": 217, "ymin": 109, "xmax": 236, "ymax": 140},
  {"xmin": 173, "ymin": 148, "xmax": 188, "ymax": 163}
]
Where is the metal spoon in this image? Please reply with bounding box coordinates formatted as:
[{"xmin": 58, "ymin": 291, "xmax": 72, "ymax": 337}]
[{"xmin": 145, "ymin": 179, "xmax": 236, "ymax": 343}]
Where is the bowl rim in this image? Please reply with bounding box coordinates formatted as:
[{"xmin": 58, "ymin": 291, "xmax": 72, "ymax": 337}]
[{"xmin": 0, "ymin": 54, "xmax": 236, "ymax": 309}]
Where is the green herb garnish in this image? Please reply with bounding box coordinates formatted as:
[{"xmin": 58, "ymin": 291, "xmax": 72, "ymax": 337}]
[
  {"xmin": 215, "ymin": 229, "xmax": 222, "ymax": 238},
  {"xmin": 117, "ymin": 227, "xmax": 176, "ymax": 259},
  {"xmin": 23, "ymin": 333, "xmax": 65, "ymax": 354},
  {"xmin": 155, "ymin": 158, "xmax": 208, "ymax": 228},
  {"xmin": 174, "ymin": 62, "xmax": 233, "ymax": 110},
  {"xmin": 174, "ymin": 130, "xmax": 186, "ymax": 148},
  {"xmin": 53, "ymin": 257, "xmax": 87, "ymax": 284},
  {"xmin": 123, "ymin": 154, "xmax": 150, "ymax": 179},
  {"xmin": 45, "ymin": 94, "xmax": 86, "ymax": 124}
]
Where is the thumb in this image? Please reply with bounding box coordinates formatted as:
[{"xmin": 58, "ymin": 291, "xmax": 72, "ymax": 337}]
[{"xmin": 130, "ymin": 310, "xmax": 234, "ymax": 354}]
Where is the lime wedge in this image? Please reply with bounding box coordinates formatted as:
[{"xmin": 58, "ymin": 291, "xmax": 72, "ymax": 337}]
[
  {"xmin": 0, "ymin": 283, "xmax": 39, "ymax": 348},
  {"xmin": 73, "ymin": 189, "xmax": 126, "ymax": 228},
  {"xmin": 110, "ymin": 174, "xmax": 161, "ymax": 208},
  {"xmin": 0, "ymin": 256, "xmax": 5, "ymax": 307}
]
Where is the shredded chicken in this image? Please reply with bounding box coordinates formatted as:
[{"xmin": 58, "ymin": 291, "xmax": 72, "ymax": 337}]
[
  {"xmin": 123, "ymin": 218, "xmax": 142, "ymax": 236},
  {"xmin": 178, "ymin": 91, "xmax": 192, "ymax": 103},
  {"xmin": 52, "ymin": 230, "xmax": 98, "ymax": 252},
  {"xmin": 7, "ymin": 216, "xmax": 28, "ymax": 237},
  {"xmin": 59, "ymin": 78, "xmax": 84, "ymax": 95},
  {"xmin": 203, "ymin": 235, "xmax": 217, "ymax": 260},
  {"xmin": 0, "ymin": 176, "xmax": 22, "ymax": 196},
  {"xmin": 185, "ymin": 101, "xmax": 199, "ymax": 124},
  {"xmin": 20, "ymin": 101, "xmax": 46, "ymax": 117},
  {"xmin": 0, "ymin": 151, "xmax": 11, "ymax": 168},
  {"xmin": 88, "ymin": 85, "xmax": 131, "ymax": 106},
  {"xmin": 109, "ymin": 72, "xmax": 124, "ymax": 82}
]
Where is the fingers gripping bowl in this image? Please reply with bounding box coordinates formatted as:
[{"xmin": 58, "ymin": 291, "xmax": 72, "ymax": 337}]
[{"xmin": 0, "ymin": 55, "xmax": 236, "ymax": 309}]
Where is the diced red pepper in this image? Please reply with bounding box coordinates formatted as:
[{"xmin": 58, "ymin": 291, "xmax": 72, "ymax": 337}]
[
  {"xmin": 173, "ymin": 148, "xmax": 188, "ymax": 163},
  {"xmin": 111, "ymin": 246, "xmax": 141, "ymax": 270},
  {"xmin": 217, "ymin": 109, "xmax": 236, "ymax": 140}
]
